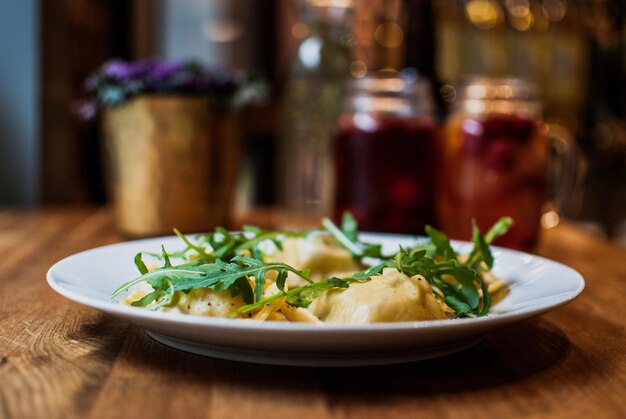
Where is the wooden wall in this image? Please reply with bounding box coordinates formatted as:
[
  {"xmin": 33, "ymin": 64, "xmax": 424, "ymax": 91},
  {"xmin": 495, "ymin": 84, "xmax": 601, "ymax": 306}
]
[{"xmin": 40, "ymin": 0, "xmax": 132, "ymax": 203}]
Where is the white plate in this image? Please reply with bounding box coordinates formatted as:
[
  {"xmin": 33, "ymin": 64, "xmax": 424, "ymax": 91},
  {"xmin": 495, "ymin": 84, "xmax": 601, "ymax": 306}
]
[{"xmin": 46, "ymin": 233, "xmax": 584, "ymax": 367}]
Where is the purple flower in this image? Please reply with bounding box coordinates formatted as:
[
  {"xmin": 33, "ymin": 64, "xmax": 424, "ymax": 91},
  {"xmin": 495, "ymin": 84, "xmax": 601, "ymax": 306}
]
[
  {"xmin": 102, "ymin": 60, "xmax": 137, "ymax": 80},
  {"xmin": 102, "ymin": 59, "xmax": 160, "ymax": 81},
  {"xmin": 128, "ymin": 60, "xmax": 159, "ymax": 78},
  {"xmin": 150, "ymin": 61, "xmax": 186, "ymax": 82},
  {"xmin": 75, "ymin": 57, "xmax": 262, "ymax": 120}
]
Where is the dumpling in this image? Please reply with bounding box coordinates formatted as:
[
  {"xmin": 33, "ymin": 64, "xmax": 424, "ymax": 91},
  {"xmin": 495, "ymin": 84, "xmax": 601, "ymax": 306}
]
[
  {"xmin": 162, "ymin": 288, "xmax": 244, "ymax": 317},
  {"xmin": 307, "ymin": 268, "xmax": 450, "ymax": 323},
  {"xmin": 269, "ymin": 232, "xmax": 362, "ymax": 287}
]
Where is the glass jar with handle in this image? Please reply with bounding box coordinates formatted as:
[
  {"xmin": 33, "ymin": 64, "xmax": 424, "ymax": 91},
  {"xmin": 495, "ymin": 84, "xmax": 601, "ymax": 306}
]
[{"xmin": 437, "ymin": 77, "xmax": 581, "ymax": 250}]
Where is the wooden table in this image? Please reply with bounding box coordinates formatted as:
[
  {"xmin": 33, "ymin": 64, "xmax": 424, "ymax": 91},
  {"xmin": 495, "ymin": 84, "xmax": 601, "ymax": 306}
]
[{"xmin": 0, "ymin": 207, "xmax": 624, "ymax": 419}]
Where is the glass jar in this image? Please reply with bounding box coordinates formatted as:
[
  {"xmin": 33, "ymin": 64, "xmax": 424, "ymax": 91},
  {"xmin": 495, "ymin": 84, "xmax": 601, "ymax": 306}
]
[
  {"xmin": 278, "ymin": 0, "xmax": 354, "ymax": 228},
  {"xmin": 333, "ymin": 72, "xmax": 440, "ymax": 233},
  {"xmin": 437, "ymin": 77, "xmax": 548, "ymax": 250}
]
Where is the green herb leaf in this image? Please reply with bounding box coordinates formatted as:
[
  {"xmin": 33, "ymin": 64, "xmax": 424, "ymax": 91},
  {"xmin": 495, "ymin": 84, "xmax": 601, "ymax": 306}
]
[
  {"xmin": 134, "ymin": 253, "xmax": 149, "ymax": 275},
  {"xmin": 425, "ymin": 225, "xmax": 457, "ymax": 260},
  {"xmin": 466, "ymin": 217, "xmax": 513, "ymax": 271},
  {"xmin": 114, "ymin": 254, "xmax": 312, "ymax": 310},
  {"xmin": 341, "ymin": 212, "xmax": 358, "ymax": 241},
  {"xmin": 161, "ymin": 245, "xmax": 172, "ymax": 268},
  {"xmin": 173, "ymin": 228, "xmax": 214, "ymax": 262},
  {"xmin": 275, "ymin": 270, "xmax": 288, "ymax": 292},
  {"xmin": 322, "ymin": 217, "xmax": 363, "ymax": 256},
  {"xmin": 322, "ymin": 216, "xmax": 386, "ymax": 260},
  {"xmin": 130, "ymin": 290, "xmax": 160, "ymax": 307},
  {"xmin": 232, "ymin": 262, "xmax": 386, "ymax": 316},
  {"xmin": 385, "ymin": 247, "xmax": 491, "ymax": 317},
  {"xmin": 434, "ymin": 264, "xmax": 481, "ymax": 310},
  {"xmin": 112, "ymin": 259, "xmax": 206, "ymax": 298},
  {"xmin": 116, "ymin": 214, "xmax": 510, "ymax": 320},
  {"xmin": 466, "ymin": 221, "xmax": 493, "ymax": 270},
  {"xmin": 485, "ymin": 217, "xmax": 514, "ymax": 244},
  {"xmin": 444, "ymin": 295, "xmax": 472, "ymax": 314}
]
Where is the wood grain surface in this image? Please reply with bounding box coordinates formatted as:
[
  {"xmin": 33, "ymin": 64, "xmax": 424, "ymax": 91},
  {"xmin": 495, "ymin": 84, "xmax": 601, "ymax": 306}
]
[{"xmin": 0, "ymin": 207, "xmax": 624, "ymax": 419}]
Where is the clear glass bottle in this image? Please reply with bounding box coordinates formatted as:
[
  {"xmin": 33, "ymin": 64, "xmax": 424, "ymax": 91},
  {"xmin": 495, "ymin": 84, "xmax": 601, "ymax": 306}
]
[
  {"xmin": 437, "ymin": 77, "xmax": 548, "ymax": 250},
  {"xmin": 277, "ymin": 0, "xmax": 354, "ymax": 228},
  {"xmin": 333, "ymin": 72, "xmax": 440, "ymax": 233}
]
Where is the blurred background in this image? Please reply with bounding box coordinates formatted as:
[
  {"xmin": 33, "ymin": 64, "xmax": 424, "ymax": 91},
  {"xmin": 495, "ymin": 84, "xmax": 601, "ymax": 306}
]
[{"xmin": 1, "ymin": 0, "xmax": 625, "ymax": 244}]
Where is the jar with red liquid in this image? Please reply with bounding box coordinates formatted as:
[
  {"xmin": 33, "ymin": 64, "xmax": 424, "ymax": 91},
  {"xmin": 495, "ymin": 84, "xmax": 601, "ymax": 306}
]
[
  {"xmin": 437, "ymin": 77, "xmax": 549, "ymax": 250},
  {"xmin": 333, "ymin": 73, "xmax": 440, "ymax": 234}
]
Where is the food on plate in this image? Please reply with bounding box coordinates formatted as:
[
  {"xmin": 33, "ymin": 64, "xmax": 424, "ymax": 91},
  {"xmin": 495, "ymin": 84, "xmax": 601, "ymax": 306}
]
[
  {"xmin": 113, "ymin": 214, "xmax": 512, "ymax": 323},
  {"xmin": 307, "ymin": 268, "xmax": 450, "ymax": 323},
  {"xmin": 267, "ymin": 232, "xmax": 362, "ymax": 287}
]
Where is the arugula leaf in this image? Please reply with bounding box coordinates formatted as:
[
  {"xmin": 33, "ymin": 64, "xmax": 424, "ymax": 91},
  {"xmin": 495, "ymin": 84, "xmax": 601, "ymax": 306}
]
[
  {"xmin": 113, "ymin": 255, "xmax": 312, "ymax": 310},
  {"xmin": 161, "ymin": 245, "xmax": 172, "ymax": 268},
  {"xmin": 341, "ymin": 212, "xmax": 359, "ymax": 242},
  {"xmin": 385, "ymin": 248, "xmax": 491, "ymax": 317},
  {"xmin": 230, "ymin": 276, "xmax": 254, "ymax": 305},
  {"xmin": 466, "ymin": 221, "xmax": 492, "ymax": 270},
  {"xmin": 485, "ymin": 217, "xmax": 514, "ymax": 244},
  {"xmin": 231, "ymin": 262, "xmax": 386, "ymax": 316},
  {"xmin": 235, "ymin": 230, "xmax": 299, "ymax": 256},
  {"xmin": 322, "ymin": 217, "xmax": 362, "ymax": 256},
  {"xmin": 466, "ymin": 217, "xmax": 513, "ymax": 271},
  {"xmin": 275, "ymin": 270, "xmax": 288, "ymax": 292},
  {"xmin": 424, "ymin": 225, "xmax": 457, "ymax": 260},
  {"xmin": 112, "ymin": 260, "xmax": 208, "ymax": 298},
  {"xmin": 190, "ymin": 226, "xmax": 303, "ymax": 263},
  {"xmin": 285, "ymin": 278, "xmax": 350, "ymax": 309},
  {"xmin": 322, "ymin": 216, "xmax": 385, "ymax": 260},
  {"xmin": 433, "ymin": 264, "xmax": 481, "ymax": 311},
  {"xmin": 476, "ymin": 273, "xmax": 492, "ymax": 316},
  {"xmin": 174, "ymin": 228, "xmax": 214, "ymax": 262},
  {"xmin": 115, "ymin": 212, "xmax": 510, "ymax": 319},
  {"xmin": 130, "ymin": 290, "xmax": 160, "ymax": 307},
  {"xmin": 134, "ymin": 253, "xmax": 149, "ymax": 275},
  {"xmin": 443, "ymin": 296, "xmax": 472, "ymax": 314},
  {"xmin": 171, "ymin": 257, "xmax": 310, "ymax": 298}
]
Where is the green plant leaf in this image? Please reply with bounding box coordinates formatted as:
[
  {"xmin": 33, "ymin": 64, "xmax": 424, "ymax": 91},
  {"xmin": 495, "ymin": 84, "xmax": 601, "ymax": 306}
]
[
  {"xmin": 134, "ymin": 253, "xmax": 149, "ymax": 275},
  {"xmin": 425, "ymin": 225, "xmax": 458, "ymax": 260}
]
